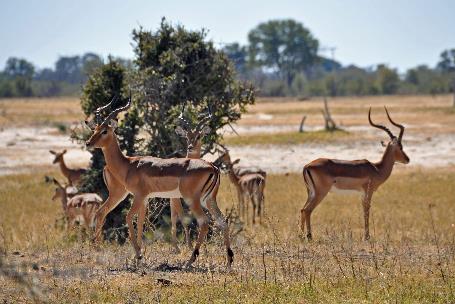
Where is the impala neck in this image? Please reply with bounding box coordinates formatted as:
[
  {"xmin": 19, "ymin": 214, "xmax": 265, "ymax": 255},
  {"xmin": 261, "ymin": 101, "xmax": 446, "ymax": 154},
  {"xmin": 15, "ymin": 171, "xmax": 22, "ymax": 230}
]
[
  {"xmin": 375, "ymin": 144, "xmax": 396, "ymax": 182},
  {"xmin": 58, "ymin": 158, "xmax": 71, "ymax": 177},
  {"xmin": 60, "ymin": 193, "xmax": 68, "ymax": 211},
  {"xmin": 102, "ymin": 135, "xmax": 130, "ymax": 183}
]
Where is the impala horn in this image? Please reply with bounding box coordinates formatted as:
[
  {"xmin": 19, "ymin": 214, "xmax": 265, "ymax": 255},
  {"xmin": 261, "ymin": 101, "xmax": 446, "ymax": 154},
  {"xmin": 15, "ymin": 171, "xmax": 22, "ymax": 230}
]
[
  {"xmin": 384, "ymin": 106, "xmax": 405, "ymax": 142},
  {"xmin": 368, "ymin": 107, "xmax": 395, "ymax": 140}
]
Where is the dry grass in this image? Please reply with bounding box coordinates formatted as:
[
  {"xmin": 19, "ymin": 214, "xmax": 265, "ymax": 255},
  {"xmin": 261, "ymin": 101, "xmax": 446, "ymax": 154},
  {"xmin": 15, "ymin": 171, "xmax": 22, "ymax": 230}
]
[
  {"xmin": 224, "ymin": 129, "xmax": 351, "ymax": 146},
  {"xmin": 240, "ymin": 95, "xmax": 455, "ymax": 135},
  {"xmin": 0, "ymin": 97, "xmax": 82, "ymax": 127},
  {"xmin": 1, "ymin": 167, "xmax": 455, "ymax": 303}
]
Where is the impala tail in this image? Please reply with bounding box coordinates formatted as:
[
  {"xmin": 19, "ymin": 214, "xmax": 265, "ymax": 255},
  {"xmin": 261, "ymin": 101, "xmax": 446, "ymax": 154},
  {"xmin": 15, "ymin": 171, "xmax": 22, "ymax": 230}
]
[{"xmin": 303, "ymin": 167, "xmax": 316, "ymax": 201}]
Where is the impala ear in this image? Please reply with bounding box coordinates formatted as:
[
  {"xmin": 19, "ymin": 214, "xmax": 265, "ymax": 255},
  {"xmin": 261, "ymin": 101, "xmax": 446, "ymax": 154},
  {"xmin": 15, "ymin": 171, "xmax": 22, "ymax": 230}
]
[
  {"xmin": 200, "ymin": 126, "xmax": 211, "ymax": 136},
  {"xmin": 62, "ymin": 149, "xmax": 67, "ymax": 154},
  {"xmin": 232, "ymin": 159, "xmax": 240, "ymax": 165},
  {"xmin": 49, "ymin": 150, "xmax": 56, "ymax": 155},
  {"xmin": 175, "ymin": 126, "xmax": 187, "ymax": 137}
]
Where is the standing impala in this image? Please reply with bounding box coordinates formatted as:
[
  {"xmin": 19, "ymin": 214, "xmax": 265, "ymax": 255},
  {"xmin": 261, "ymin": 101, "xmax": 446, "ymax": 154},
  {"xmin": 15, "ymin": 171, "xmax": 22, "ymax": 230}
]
[
  {"xmin": 170, "ymin": 113, "xmax": 211, "ymax": 252},
  {"xmin": 301, "ymin": 107, "xmax": 409, "ymax": 240},
  {"xmin": 49, "ymin": 150, "xmax": 87, "ymax": 186},
  {"xmin": 86, "ymin": 100, "xmax": 233, "ymax": 267},
  {"xmin": 218, "ymin": 147, "xmax": 266, "ymax": 225}
]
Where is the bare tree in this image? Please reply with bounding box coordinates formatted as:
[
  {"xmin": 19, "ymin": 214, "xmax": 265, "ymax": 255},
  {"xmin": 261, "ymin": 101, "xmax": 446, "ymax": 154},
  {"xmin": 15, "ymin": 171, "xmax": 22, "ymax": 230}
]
[
  {"xmin": 321, "ymin": 97, "xmax": 338, "ymax": 131},
  {"xmin": 298, "ymin": 115, "xmax": 307, "ymax": 133}
]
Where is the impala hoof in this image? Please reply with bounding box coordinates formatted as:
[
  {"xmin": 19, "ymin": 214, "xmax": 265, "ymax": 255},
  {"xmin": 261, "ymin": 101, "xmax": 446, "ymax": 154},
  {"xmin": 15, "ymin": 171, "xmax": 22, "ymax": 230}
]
[
  {"xmin": 227, "ymin": 248, "xmax": 234, "ymax": 268},
  {"xmin": 306, "ymin": 233, "xmax": 313, "ymax": 241},
  {"xmin": 186, "ymin": 248, "xmax": 199, "ymax": 268}
]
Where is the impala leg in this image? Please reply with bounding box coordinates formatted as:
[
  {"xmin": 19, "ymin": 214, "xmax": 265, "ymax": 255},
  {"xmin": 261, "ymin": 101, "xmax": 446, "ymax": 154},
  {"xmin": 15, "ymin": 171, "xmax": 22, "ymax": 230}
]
[
  {"xmin": 301, "ymin": 190, "xmax": 327, "ymax": 240},
  {"xmin": 186, "ymin": 200, "xmax": 209, "ymax": 267},
  {"xmin": 206, "ymin": 198, "xmax": 234, "ymax": 268},
  {"xmin": 250, "ymin": 193, "xmax": 256, "ymax": 225},
  {"xmin": 246, "ymin": 192, "xmax": 250, "ymax": 225},
  {"xmin": 236, "ymin": 189, "xmax": 244, "ymax": 220},
  {"xmin": 126, "ymin": 195, "xmax": 146, "ymax": 259},
  {"xmin": 93, "ymin": 191, "xmax": 127, "ymax": 243},
  {"xmin": 136, "ymin": 200, "xmax": 147, "ymax": 255},
  {"xmin": 362, "ymin": 192, "xmax": 373, "ymax": 241},
  {"xmin": 170, "ymin": 198, "xmax": 182, "ymax": 252}
]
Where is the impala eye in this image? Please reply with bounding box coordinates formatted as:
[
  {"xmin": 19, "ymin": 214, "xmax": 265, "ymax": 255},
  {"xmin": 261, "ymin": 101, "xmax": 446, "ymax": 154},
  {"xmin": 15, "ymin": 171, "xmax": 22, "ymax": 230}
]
[{"xmin": 101, "ymin": 129, "xmax": 108, "ymax": 135}]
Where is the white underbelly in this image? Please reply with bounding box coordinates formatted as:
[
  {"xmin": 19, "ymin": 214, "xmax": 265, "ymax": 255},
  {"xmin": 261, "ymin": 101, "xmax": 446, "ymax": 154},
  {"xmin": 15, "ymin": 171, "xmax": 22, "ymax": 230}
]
[
  {"xmin": 330, "ymin": 185, "xmax": 364, "ymax": 196},
  {"xmin": 148, "ymin": 187, "xmax": 182, "ymax": 199}
]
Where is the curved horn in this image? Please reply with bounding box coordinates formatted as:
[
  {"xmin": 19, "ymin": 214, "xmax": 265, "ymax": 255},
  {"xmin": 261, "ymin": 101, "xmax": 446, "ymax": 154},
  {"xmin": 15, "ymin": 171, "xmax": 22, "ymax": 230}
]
[
  {"xmin": 95, "ymin": 95, "xmax": 118, "ymax": 123},
  {"xmin": 368, "ymin": 107, "xmax": 395, "ymax": 140},
  {"xmin": 96, "ymin": 95, "xmax": 118, "ymax": 113},
  {"xmin": 384, "ymin": 106, "xmax": 404, "ymax": 142},
  {"xmin": 100, "ymin": 100, "xmax": 131, "ymax": 126}
]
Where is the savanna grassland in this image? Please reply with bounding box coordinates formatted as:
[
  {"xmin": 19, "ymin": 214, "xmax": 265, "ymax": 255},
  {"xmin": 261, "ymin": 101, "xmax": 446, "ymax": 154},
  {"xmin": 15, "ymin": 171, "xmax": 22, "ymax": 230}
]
[{"xmin": 1, "ymin": 95, "xmax": 455, "ymax": 303}]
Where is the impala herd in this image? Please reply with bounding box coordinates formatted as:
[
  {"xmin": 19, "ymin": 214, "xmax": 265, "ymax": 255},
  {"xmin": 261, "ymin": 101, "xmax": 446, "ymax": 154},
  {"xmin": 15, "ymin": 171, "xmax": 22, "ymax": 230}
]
[{"xmin": 48, "ymin": 98, "xmax": 409, "ymax": 268}]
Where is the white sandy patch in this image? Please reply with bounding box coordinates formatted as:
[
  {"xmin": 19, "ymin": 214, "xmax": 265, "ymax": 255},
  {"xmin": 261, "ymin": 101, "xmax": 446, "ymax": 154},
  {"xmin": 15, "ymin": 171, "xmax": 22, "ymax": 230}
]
[
  {"xmin": 0, "ymin": 127, "xmax": 90, "ymax": 174},
  {"xmin": 1, "ymin": 126, "xmax": 454, "ymax": 175}
]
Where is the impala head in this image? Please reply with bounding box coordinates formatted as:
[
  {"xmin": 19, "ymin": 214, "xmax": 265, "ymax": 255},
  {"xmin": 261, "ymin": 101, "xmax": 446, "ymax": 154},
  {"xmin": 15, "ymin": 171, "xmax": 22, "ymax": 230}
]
[
  {"xmin": 215, "ymin": 145, "xmax": 240, "ymax": 171},
  {"xmin": 49, "ymin": 149, "xmax": 67, "ymax": 164},
  {"xmin": 368, "ymin": 107, "xmax": 409, "ymax": 164},
  {"xmin": 175, "ymin": 113, "xmax": 211, "ymax": 158},
  {"xmin": 85, "ymin": 97, "xmax": 130, "ymax": 149}
]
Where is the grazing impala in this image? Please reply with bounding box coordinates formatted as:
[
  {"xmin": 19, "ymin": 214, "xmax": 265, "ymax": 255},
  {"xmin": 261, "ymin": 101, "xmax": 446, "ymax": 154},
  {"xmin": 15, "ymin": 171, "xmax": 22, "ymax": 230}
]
[
  {"xmin": 49, "ymin": 150, "xmax": 87, "ymax": 186},
  {"xmin": 50, "ymin": 177, "xmax": 102, "ymax": 231},
  {"xmin": 85, "ymin": 100, "xmax": 233, "ymax": 267},
  {"xmin": 218, "ymin": 146, "xmax": 266, "ymax": 225},
  {"xmin": 301, "ymin": 107, "xmax": 409, "ymax": 240},
  {"xmin": 170, "ymin": 113, "xmax": 211, "ymax": 251}
]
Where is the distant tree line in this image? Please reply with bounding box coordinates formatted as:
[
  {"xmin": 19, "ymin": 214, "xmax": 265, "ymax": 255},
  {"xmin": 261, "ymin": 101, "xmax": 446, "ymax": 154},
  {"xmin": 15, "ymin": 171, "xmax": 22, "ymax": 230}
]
[
  {"xmin": 222, "ymin": 19, "xmax": 455, "ymax": 98},
  {"xmin": 0, "ymin": 53, "xmax": 131, "ymax": 98},
  {"xmin": 1, "ymin": 18, "xmax": 454, "ymax": 99}
]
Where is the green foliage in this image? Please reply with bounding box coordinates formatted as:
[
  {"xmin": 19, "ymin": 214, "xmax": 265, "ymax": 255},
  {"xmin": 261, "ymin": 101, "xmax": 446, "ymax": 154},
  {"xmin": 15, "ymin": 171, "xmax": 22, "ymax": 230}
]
[
  {"xmin": 248, "ymin": 19, "xmax": 319, "ymax": 86},
  {"xmin": 131, "ymin": 18, "xmax": 255, "ymax": 158},
  {"xmin": 437, "ymin": 49, "xmax": 455, "ymax": 72},
  {"xmin": 375, "ymin": 64, "xmax": 399, "ymax": 95}
]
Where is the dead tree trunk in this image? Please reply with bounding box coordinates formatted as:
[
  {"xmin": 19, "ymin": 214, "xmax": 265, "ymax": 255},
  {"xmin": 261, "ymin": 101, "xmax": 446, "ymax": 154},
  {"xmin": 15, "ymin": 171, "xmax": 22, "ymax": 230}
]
[
  {"xmin": 299, "ymin": 115, "xmax": 307, "ymax": 133},
  {"xmin": 322, "ymin": 97, "xmax": 338, "ymax": 131}
]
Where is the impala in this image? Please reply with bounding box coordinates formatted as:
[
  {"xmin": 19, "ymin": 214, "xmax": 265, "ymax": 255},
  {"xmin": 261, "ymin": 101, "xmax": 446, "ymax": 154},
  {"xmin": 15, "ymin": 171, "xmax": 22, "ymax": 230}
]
[
  {"xmin": 170, "ymin": 114, "xmax": 211, "ymax": 251},
  {"xmin": 51, "ymin": 177, "xmax": 102, "ymax": 231},
  {"xmin": 218, "ymin": 147, "xmax": 266, "ymax": 225},
  {"xmin": 85, "ymin": 100, "xmax": 233, "ymax": 267},
  {"xmin": 49, "ymin": 150, "xmax": 87, "ymax": 186},
  {"xmin": 301, "ymin": 107, "xmax": 409, "ymax": 240}
]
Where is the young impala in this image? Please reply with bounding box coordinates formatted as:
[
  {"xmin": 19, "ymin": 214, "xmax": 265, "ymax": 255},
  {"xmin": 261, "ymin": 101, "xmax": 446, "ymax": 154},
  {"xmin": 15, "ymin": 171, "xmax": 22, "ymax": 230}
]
[
  {"xmin": 85, "ymin": 100, "xmax": 233, "ymax": 267},
  {"xmin": 50, "ymin": 177, "xmax": 102, "ymax": 231},
  {"xmin": 170, "ymin": 114, "xmax": 211, "ymax": 252},
  {"xmin": 301, "ymin": 107, "xmax": 409, "ymax": 240},
  {"xmin": 217, "ymin": 147, "xmax": 266, "ymax": 225},
  {"xmin": 49, "ymin": 150, "xmax": 87, "ymax": 186}
]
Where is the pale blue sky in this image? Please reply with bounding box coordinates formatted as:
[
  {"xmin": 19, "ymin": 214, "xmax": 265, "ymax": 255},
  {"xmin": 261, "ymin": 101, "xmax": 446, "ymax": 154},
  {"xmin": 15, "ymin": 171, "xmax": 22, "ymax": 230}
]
[{"xmin": 1, "ymin": 0, "xmax": 454, "ymax": 72}]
